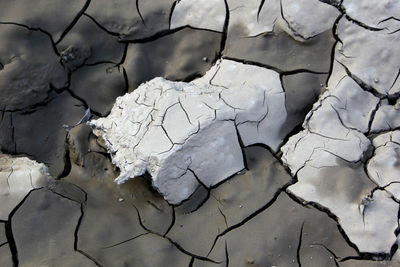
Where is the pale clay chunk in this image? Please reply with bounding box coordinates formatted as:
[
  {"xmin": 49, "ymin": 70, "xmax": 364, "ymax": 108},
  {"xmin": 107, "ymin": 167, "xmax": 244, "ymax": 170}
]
[
  {"xmin": 89, "ymin": 59, "xmax": 287, "ymax": 204},
  {"xmin": 170, "ymin": 0, "xmax": 226, "ymax": 32},
  {"xmin": 336, "ymin": 18, "xmax": 400, "ymax": 96},
  {"xmin": 281, "ymin": 0, "xmax": 340, "ymax": 39},
  {"xmin": 371, "ymin": 99, "xmax": 400, "ymax": 133},
  {"xmin": 0, "ymin": 154, "xmax": 50, "ymax": 220},
  {"xmin": 367, "ymin": 131, "xmax": 400, "ymax": 199},
  {"xmin": 343, "ymin": 0, "xmax": 400, "ymax": 30},
  {"xmin": 281, "ymin": 58, "xmax": 397, "ymax": 253}
]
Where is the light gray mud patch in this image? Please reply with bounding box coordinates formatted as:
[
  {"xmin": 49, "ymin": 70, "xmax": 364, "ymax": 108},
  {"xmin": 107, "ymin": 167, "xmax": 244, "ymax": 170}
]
[
  {"xmin": 123, "ymin": 27, "xmax": 222, "ymax": 90},
  {"xmin": 224, "ymin": 26, "xmax": 335, "ymax": 72}
]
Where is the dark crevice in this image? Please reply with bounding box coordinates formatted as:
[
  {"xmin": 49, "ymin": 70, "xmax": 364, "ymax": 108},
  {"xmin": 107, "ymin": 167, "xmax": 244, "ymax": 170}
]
[
  {"xmin": 122, "ymin": 67, "xmax": 130, "ymax": 93},
  {"xmin": 280, "ymin": 0, "xmax": 319, "ymax": 40},
  {"xmin": 116, "ymin": 43, "xmax": 129, "ymax": 67},
  {"xmin": 188, "ymin": 257, "xmax": 195, "ymax": 267},
  {"xmin": 257, "ymin": 0, "xmax": 266, "ymax": 21},
  {"xmin": 281, "ymin": 69, "xmax": 329, "ymax": 76},
  {"xmin": 319, "ymin": 1, "xmax": 385, "ymax": 32},
  {"xmin": 368, "ymin": 125, "xmax": 400, "ymax": 136},
  {"xmin": 55, "ymin": 0, "xmax": 92, "ymax": 44},
  {"xmin": 0, "ymin": 21, "xmax": 60, "ymax": 56},
  {"xmin": 165, "ymin": 236, "xmax": 222, "ymax": 264},
  {"xmin": 326, "ymin": 13, "xmax": 344, "ymax": 86},
  {"xmin": 83, "ymin": 13, "xmax": 120, "ymax": 37},
  {"xmin": 72, "ymin": 186, "xmax": 103, "ymax": 266},
  {"xmin": 5, "ymin": 188, "xmax": 43, "ymax": 267},
  {"xmin": 48, "ymin": 187, "xmax": 81, "ymax": 204},
  {"xmin": 344, "ymin": 14, "xmax": 385, "ymax": 32},
  {"xmin": 102, "ymin": 233, "xmax": 149, "ymax": 249},
  {"xmin": 168, "ymin": 1, "xmax": 178, "ymax": 29},
  {"xmin": 233, "ymin": 124, "xmax": 249, "ymax": 170},
  {"xmin": 57, "ymin": 136, "xmax": 72, "ymax": 179},
  {"xmin": 83, "ymin": 60, "xmax": 118, "ymax": 67},
  {"xmin": 119, "ymin": 25, "xmax": 222, "ymax": 44},
  {"xmin": 77, "ymin": 249, "xmax": 104, "ymax": 267},
  {"xmin": 390, "ymin": 69, "xmax": 400, "ymax": 90},
  {"xmin": 225, "ymin": 240, "xmax": 229, "ymax": 267},
  {"xmin": 277, "ymin": 122, "xmax": 305, "ymax": 153},
  {"xmin": 217, "ymin": 0, "xmax": 230, "ymax": 58},
  {"xmin": 63, "ymin": 87, "xmax": 103, "ymax": 117},
  {"xmin": 285, "ymin": 191, "xmax": 393, "ymax": 261},
  {"xmin": 163, "ymin": 206, "xmax": 175, "ymax": 237},
  {"xmin": 366, "ymin": 100, "xmax": 381, "ymax": 135},
  {"xmin": 296, "ymin": 222, "xmax": 304, "ymax": 267},
  {"xmin": 208, "ymin": 180, "xmax": 295, "ymax": 256},
  {"xmin": 136, "ymin": 0, "xmax": 145, "ymax": 25},
  {"xmin": 0, "ymin": 241, "xmax": 8, "ymax": 248},
  {"xmin": 131, "ymin": 204, "xmax": 220, "ymax": 263},
  {"xmin": 186, "ymin": 169, "xmax": 211, "ymax": 212},
  {"xmin": 338, "ymin": 61, "xmax": 385, "ymax": 98},
  {"xmin": 218, "ymin": 206, "xmax": 228, "ymax": 228},
  {"xmin": 222, "ymin": 56, "xmax": 328, "ymax": 75}
]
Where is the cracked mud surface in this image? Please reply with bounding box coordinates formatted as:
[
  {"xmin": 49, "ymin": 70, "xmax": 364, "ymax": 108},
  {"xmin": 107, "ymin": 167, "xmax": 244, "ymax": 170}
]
[{"xmin": 1, "ymin": 0, "xmax": 400, "ymax": 266}]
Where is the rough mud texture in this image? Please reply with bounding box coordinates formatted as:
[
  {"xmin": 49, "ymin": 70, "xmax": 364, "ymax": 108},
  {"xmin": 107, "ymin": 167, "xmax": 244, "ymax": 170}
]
[
  {"xmin": 1, "ymin": 0, "xmax": 400, "ymax": 266},
  {"xmin": 0, "ymin": 154, "xmax": 50, "ymax": 220},
  {"xmin": 89, "ymin": 59, "xmax": 288, "ymax": 204}
]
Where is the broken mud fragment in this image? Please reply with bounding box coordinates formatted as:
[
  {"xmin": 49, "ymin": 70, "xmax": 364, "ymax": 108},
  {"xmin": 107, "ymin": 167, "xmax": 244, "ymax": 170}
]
[{"xmin": 89, "ymin": 59, "xmax": 289, "ymax": 204}]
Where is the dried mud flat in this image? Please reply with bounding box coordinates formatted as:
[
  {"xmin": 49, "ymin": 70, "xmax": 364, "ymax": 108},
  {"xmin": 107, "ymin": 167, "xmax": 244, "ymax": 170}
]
[{"xmin": 1, "ymin": 0, "xmax": 400, "ymax": 266}]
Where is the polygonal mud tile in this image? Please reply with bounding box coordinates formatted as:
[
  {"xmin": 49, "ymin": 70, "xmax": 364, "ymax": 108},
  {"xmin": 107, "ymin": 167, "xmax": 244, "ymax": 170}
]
[
  {"xmin": 224, "ymin": 26, "xmax": 335, "ymax": 72},
  {"xmin": 342, "ymin": 0, "xmax": 400, "ymax": 30},
  {"xmin": 0, "ymin": 24, "xmax": 67, "ymax": 112},
  {"xmin": 11, "ymin": 187, "xmax": 96, "ymax": 266},
  {"xmin": 86, "ymin": 0, "xmax": 175, "ymax": 40},
  {"xmin": 123, "ymin": 27, "xmax": 222, "ymax": 89},
  {"xmin": 97, "ymin": 233, "xmax": 192, "ymax": 267},
  {"xmin": 64, "ymin": 161, "xmax": 174, "ymax": 265},
  {"xmin": 7, "ymin": 92, "xmax": 87, "ymax": 177},
  {"xmin": 371, "ymin": 99, "xmax": 400, "ymax": 133},
  {"xmin": 0, "ymin": 154, "xmax": 50, "ymax": 220},
  {"xmin": 0, "ymin": 0, "xmax": 88, "ymax": 41},
  {"xmin": 167, "ymin": 146, "xmax": 291, "ymax": 258},
  {"xmin": 280, "ymin": 0, "xmax": 340, "ymax": 40},
  {"xmin": 170, "ymin": 0, "xmax": 226, "ymax": 32},
  {"xmin": 336, "ymin": 17, "xmax": 400, "ymax": 96},
  {"xmin": 211, "ymin": 146, "xmax": 292, "ymax": 227},
  {"xmin": 57, "ymin": 15, "xmax": 125, "ymax": 69},
  {"xmin": 212, "ymin": 194, "xmax": 357, "ymax": 266},
  {"xmin": 69, "ymin": 64, "xmax": 126, "ymax": 116}
]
